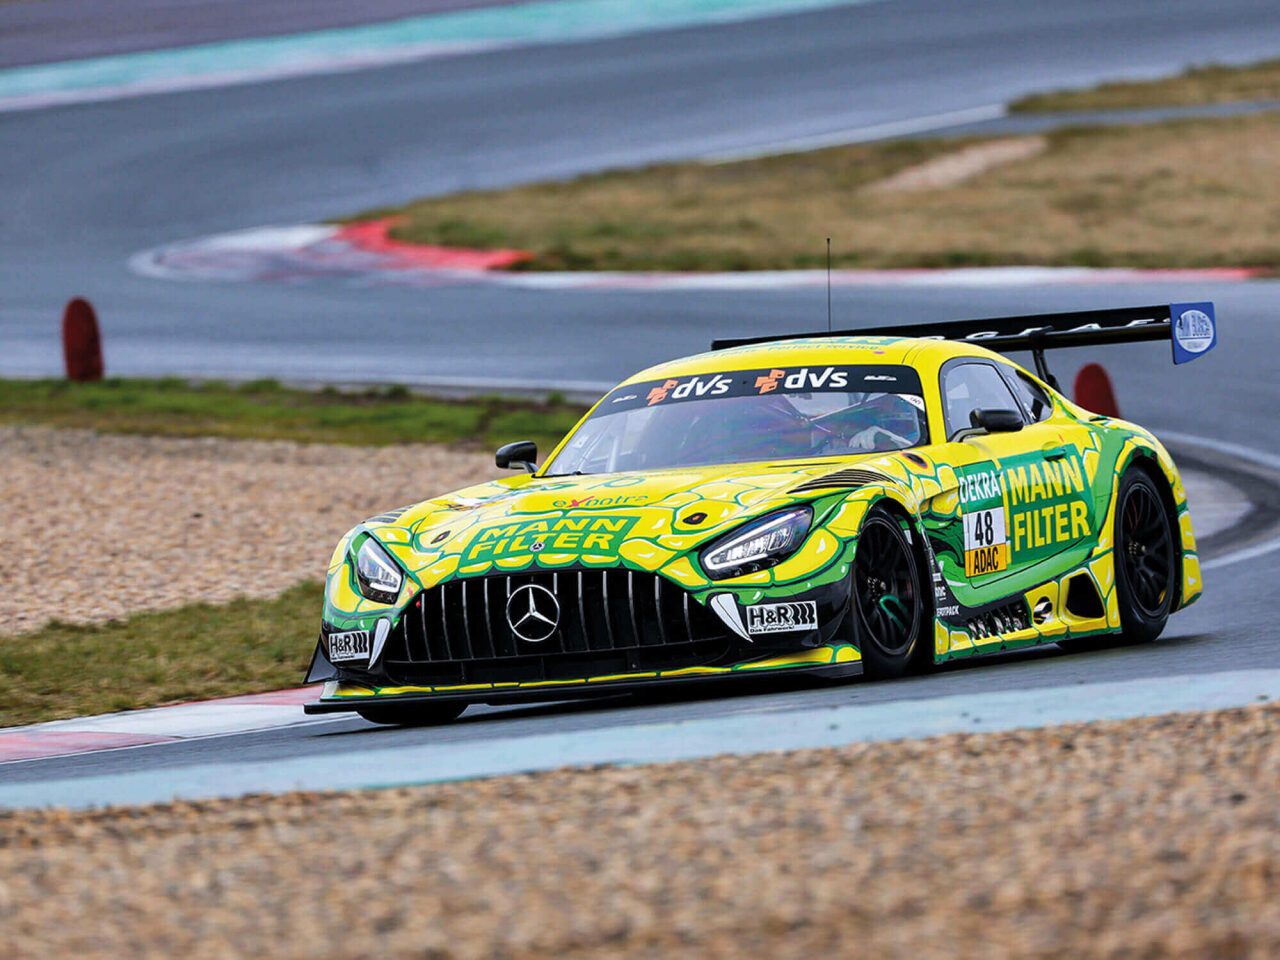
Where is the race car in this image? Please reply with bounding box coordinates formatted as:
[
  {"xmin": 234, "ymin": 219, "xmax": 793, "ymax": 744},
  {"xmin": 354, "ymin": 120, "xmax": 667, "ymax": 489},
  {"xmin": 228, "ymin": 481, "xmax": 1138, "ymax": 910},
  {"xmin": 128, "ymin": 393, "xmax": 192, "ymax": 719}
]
[{"xmin": 304, "ymin": 302, "xmax": 1217, "ymax": 724}]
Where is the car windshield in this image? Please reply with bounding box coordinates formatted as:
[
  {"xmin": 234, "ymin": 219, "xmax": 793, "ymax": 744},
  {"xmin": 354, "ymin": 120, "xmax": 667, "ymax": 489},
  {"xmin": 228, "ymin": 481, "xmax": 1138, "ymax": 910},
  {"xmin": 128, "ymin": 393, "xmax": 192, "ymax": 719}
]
[{"xmin": 544, "ymin": 364, "xmax": 928, "ymax": 475}]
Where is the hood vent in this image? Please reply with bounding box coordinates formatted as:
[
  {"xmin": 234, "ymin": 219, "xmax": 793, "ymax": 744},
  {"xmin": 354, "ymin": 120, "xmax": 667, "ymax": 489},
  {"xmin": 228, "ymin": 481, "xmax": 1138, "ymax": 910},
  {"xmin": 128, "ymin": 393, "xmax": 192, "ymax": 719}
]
[
  {"xmin": 365, "ymin": 505, "xmax": 411, "ymax": 525},
  {"xmin": 790, "ymin": 467, "xmax": 888, "ymax": 494}
]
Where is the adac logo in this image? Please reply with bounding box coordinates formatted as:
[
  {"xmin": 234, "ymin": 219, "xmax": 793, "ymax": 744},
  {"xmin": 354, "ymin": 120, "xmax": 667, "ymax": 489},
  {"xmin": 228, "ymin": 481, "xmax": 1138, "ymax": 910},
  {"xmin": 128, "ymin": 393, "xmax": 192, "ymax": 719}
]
[
  {"xmin": 754, "ymin": 369, "xmax": 785, "ymax": 394},
  {"xmin": 646, "ymin": 374, "xmax": 732, "ymax": 406}
]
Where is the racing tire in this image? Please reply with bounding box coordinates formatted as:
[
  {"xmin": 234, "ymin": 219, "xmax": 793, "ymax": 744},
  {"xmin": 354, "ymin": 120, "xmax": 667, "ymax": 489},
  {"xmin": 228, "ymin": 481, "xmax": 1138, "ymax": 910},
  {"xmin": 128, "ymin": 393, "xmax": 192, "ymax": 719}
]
[
  {"xmin": 1113, "ymin": 467, "xmax": 1178, "ymax": 644},
  {"xmin": 852, "ymin": 506, "xmax": 926, "ymax": 680},
  {"xmin": 356, "ymin": 701, "xmax": 468, "ymax": 726}
]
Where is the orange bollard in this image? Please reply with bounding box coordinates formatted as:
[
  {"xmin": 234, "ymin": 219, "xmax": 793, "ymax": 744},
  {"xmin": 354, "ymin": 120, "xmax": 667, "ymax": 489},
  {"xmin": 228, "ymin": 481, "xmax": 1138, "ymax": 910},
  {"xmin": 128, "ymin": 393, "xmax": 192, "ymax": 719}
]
[
  {"xmin": 1073, "ymin": 362, "xmax": 1120, "ymax": 418},
  {"xmin": 62, "ymin": 297, "xmax": 104, "ymax": 382}
]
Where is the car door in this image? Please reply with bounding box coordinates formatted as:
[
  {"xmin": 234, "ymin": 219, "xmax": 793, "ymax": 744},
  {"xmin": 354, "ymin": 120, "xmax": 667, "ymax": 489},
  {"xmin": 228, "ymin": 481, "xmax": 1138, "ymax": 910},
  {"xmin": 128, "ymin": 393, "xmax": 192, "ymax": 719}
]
[
  {"xmin": 936, "ymin": 359, "xmax": 1095, "ymax": 604},
  {"xmin": 935, "ymin": 359, "xmax": 1029, "ymax": 603},
  {"xmin": 994, "ymin": 363, "xmax": 1097, "ymax": 572}
]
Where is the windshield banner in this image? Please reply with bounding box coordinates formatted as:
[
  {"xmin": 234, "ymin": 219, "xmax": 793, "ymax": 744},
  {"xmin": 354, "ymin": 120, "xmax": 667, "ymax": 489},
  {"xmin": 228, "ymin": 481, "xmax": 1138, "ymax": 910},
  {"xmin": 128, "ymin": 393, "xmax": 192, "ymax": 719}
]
[{"xmin": 599, "ymin": 365, "xmax": 923, "ymax": 414}]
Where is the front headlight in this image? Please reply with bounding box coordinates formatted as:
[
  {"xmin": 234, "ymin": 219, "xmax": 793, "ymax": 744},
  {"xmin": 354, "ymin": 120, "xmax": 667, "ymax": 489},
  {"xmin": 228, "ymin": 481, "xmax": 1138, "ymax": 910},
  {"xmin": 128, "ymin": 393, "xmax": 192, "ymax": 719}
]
[
  {"xmin": 354, "ymin": 537, "xmax": 403, "ymax": 604},
  {"xmin": 700, "ymin": 506, "xmax": 813, "ymax": 580}
]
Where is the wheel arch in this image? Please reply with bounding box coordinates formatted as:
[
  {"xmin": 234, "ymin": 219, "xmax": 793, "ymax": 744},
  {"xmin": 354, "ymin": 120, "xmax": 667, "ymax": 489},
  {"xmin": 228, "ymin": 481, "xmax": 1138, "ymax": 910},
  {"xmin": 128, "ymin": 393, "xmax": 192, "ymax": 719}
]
[
  {"xmin": 1116, "ymin": 446, "xmax": 1185, "ymax": 611},
  {"xmin": 863, "ymin": 493, "xmax": 938, "ymax": 666}
]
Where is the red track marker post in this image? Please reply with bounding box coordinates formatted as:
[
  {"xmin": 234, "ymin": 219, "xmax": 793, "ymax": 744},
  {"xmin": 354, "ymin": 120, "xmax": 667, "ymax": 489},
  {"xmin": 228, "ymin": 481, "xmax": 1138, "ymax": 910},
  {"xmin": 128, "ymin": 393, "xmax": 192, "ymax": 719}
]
[
  {"xmin": 62, "ymin": 297, "xmax": 104, "ymax": 382},
  {"xmin": 1073, "ymin": 362, "xmax": 1120, "ymax": 418}
]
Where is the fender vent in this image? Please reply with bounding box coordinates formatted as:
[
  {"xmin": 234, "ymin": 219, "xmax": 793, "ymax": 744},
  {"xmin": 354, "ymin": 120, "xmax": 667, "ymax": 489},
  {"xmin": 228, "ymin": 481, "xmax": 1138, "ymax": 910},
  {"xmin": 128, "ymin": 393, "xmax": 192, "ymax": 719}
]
[
  {"xmin": 790, "ymin": 467, "xmax": 888, "ymax": 494},
  {"xmin": 1064, "ymin": 573, "xmax": 1106, "ymax": 620}
]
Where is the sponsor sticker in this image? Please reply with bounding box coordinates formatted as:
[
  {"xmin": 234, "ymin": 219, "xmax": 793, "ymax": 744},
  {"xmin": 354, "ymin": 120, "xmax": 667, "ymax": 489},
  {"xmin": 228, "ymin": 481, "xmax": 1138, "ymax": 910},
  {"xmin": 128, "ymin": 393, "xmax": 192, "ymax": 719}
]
[
  {"xmin": 956, "ymin": 451, "xmax": 1093, "ymax": 578},
  {"xmin": 745, "ymin": 600, "xmax": 819, "ymax": 635},
  {"xmin": 1171, "ymin": 302, "xmax": 1217, "ymax": 364},
  {"xmin": 328, "ymin": 630, "xmax": 371, "ymax": 663},
  {"xmin": 959, "ymin": 463, "xmax": 1011, "ymax": 577},
  {"xmin": 549, "ymin": 494, "xmax": 649, "ymax": 509},
  {"xmin": 602, "ymin": 365, "xmax": 925, "ymax": 413},
  {"xmin": 1003, "ymin": 452, "xmax": 1091, "ymax": 559},
  {"xmin": 647, "ymin": 374, "xmax": 732, "ymax": 405},
  {"xmin": 963, "ymin": 507, "xmax": 1010, "ymax": 576},
  {"xmin": 465, "ymin": 514, "xmax": 638, "ymax": 562}
]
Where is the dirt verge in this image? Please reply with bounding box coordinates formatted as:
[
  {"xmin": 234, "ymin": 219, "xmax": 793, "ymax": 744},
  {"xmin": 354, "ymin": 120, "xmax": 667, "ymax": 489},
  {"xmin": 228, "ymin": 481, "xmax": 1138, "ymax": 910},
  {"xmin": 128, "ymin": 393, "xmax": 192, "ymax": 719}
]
[
  {"xmin": 0, "ymin": 427, "xmax": 493, "ymax": 634},
  {"xmin": 3, "ymin": 703, "xmax": 1277, "ymax": 958}
]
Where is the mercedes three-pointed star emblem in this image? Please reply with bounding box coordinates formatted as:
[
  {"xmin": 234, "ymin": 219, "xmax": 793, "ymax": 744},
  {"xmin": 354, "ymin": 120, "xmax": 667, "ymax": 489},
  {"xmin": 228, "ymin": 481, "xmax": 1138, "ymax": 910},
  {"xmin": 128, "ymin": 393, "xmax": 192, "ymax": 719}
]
[{"xmin": 505, "ymin": 583, "xmax": 561, "ymax": 642}]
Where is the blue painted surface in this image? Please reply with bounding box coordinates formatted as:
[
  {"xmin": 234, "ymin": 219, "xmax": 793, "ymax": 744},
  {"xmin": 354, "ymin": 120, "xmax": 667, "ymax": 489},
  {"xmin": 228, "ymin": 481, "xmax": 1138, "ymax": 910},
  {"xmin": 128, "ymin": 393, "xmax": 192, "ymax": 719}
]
[
  {"xmin": 3, "ymin": 669, "xmax": 1275, "ymax": 809},
  {"xmin": 0, "ymin": 0, "xmax": 878, "ymax": 106}
]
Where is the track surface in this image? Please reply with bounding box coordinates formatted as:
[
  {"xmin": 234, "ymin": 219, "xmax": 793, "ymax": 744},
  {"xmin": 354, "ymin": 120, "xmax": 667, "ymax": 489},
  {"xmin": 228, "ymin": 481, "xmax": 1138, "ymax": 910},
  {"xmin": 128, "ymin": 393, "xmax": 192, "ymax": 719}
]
[
  {"xmin": 5, "ymin": 0, "xmax": 1280, "ymax": 384},
  {"xmin": 0, "ymin": 0, "xmax": 527, "ymax": 68},
  {"xmin": 3, "ymin": 0, "xmax": 1279, "ymax": 799}
]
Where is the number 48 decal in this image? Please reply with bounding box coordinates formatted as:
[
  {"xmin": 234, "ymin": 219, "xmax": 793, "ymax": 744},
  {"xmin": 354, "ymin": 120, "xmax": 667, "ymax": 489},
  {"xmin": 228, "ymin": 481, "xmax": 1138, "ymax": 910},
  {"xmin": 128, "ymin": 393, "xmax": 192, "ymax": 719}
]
[
  {"xmin": 963, "ymin": 508, "xmax": 1010, "ymax": 577},
  {"xmin": 971, "ymin": 511, "xmax": 996, "ymax": 545}
]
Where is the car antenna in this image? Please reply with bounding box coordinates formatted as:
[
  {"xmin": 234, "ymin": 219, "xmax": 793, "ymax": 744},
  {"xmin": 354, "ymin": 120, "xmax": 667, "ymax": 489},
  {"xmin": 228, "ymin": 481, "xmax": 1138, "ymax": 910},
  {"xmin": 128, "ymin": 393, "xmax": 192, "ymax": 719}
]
[{"xmin": 826, "ymin": 237, "xmax": 832, "ymax": 333}]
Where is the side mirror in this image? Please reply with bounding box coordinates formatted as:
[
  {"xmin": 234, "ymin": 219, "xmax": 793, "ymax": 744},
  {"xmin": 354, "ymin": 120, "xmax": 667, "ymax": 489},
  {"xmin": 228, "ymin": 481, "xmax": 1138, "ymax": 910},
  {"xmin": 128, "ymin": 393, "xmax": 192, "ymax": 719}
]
[
  {"xmin": 953, "ymin": 408, "xmax": 1024, "ymax": 442},
  {"xmin": 972, "ymin": 408, "xmax": 1024, "ymax": 433},
  {"xmin": 496, "ymin": 440, "xmax": 537, "ymax": 473}
]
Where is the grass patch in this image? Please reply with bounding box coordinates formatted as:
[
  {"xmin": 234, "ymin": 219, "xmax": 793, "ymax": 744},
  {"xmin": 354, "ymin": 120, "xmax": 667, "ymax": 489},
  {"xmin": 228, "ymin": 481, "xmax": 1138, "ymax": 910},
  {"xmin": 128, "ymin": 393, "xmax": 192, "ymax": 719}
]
[
  {"xmin": 370, "ymin": 113, "xmax": 1280, "ymax": 272},
  {"xmin": 0, "ymin": 378, "xmax": 586, "ymax": 451},
  {"xmin": 0, "ymin": 584, "xmax": 323, "ymax": 727},
  {"xmin": 1011, "ymin": 58, "xmax": 1280, "ymax": 113}
]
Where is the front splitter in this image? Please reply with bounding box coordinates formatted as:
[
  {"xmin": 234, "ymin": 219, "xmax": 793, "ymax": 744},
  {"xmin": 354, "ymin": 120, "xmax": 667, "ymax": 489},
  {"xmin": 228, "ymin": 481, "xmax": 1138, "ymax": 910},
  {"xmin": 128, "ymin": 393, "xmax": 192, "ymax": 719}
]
[{"xmin": 304, "ymin": 657, "xmax": 862, "ymax": 714}]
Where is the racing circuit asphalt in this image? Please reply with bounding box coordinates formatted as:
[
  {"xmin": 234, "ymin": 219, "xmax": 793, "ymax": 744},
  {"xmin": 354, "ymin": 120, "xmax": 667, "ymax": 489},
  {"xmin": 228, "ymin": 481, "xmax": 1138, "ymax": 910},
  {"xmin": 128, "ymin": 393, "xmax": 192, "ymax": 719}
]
[{"xmin": 3, "ymin": 0, "xmax": 1280, "ymax": 800}]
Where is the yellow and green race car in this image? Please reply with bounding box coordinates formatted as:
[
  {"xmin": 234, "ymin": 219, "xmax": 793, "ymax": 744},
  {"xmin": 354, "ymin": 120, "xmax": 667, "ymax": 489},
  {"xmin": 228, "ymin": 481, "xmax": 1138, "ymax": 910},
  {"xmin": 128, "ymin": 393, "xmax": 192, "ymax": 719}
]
[{"xmin": 304, "ymin": 302, "xmax": 1217, "ymax": 724}]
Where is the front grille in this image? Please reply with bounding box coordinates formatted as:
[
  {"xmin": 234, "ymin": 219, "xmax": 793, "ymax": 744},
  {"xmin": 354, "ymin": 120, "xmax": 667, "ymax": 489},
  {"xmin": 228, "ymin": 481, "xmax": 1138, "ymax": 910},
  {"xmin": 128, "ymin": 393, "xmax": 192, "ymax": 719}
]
[
  {"xmin": 790, "ymin": 467, "xmax": 887, "ymax": 494},
  {"xmin": 380, "ymin": 569, "xmax": 733, "ymax": 687}
]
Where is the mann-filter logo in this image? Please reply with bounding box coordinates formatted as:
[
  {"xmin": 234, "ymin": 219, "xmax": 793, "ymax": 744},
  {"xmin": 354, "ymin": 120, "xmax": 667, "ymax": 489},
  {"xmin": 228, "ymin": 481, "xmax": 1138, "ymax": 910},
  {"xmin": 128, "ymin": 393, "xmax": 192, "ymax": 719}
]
[
  {"xmin": 959, "ymin": 449, "xmax": 1092, "ymax": 577},
  {"xmin": 746, "ymin": 600, "xmax": 819, "ymax": 635},
  {"xmin": 466, "ymin": 515, "xmax": 638, "ymax": 562}
]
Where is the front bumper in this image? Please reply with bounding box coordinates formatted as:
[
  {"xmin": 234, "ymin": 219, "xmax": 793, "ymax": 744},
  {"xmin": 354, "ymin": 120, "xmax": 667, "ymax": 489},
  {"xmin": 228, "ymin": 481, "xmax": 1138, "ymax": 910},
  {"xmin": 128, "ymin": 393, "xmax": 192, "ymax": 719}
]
[
  {"xmin": 303, "ymin": 645, "xmax": 862, "ymax": 713},
  {"xmin": 305, "ymin": 575, "xmax": 857, "ymax": 713}
]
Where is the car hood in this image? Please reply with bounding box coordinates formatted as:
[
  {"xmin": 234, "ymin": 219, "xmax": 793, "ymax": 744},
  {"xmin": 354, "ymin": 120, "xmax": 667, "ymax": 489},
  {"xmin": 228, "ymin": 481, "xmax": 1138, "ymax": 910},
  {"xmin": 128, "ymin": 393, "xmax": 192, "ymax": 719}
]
[{"xmin": 359, "ymin": 456, "xmax": 898, "ymax": 591}]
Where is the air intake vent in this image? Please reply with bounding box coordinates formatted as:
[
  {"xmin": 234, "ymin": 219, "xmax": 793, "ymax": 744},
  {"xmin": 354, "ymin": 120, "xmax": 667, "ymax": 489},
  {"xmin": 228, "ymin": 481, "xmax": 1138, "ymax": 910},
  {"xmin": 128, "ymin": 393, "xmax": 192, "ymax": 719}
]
[
  {"xmin": 790, "ymin": 467, "xmax": 888, "ymax": 494},
  {"xmin": 377, "ymin": 569, "xmax": 733, "ymax": 687}
]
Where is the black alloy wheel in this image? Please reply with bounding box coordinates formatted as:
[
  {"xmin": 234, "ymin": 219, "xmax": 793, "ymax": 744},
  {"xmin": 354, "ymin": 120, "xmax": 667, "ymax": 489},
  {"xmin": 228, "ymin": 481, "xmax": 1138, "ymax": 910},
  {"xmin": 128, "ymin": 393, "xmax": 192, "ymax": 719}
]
[
  {"xmin": 1114, "ymin": 468, "xmax": 1177, "ymax": 642},
  {"xmin": 853, "ymin": 508, "xmax": 925, "ymax": 679}
]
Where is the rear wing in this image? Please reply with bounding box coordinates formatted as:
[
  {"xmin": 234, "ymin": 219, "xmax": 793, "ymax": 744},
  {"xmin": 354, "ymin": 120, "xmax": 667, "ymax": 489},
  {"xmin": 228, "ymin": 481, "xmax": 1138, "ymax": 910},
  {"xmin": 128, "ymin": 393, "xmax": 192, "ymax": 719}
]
[{"xmin": 710, "ymin": 301, "xmax": 1218, "ymax": 387}]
